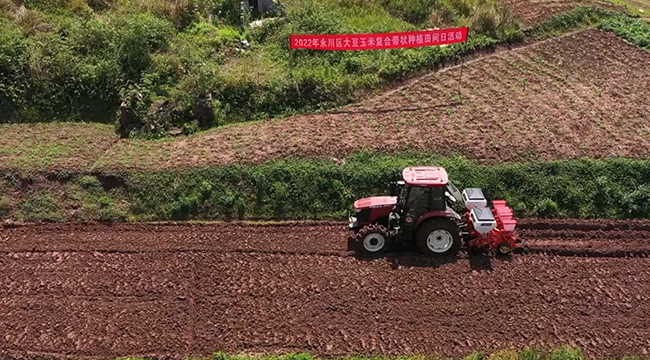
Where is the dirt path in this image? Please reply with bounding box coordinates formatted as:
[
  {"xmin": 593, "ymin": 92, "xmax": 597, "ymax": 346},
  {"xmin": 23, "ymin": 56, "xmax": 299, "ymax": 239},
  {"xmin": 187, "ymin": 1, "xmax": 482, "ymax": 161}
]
[{"xmin": 1, "ymin": 221, "xmax": 650, "ymax": 360}]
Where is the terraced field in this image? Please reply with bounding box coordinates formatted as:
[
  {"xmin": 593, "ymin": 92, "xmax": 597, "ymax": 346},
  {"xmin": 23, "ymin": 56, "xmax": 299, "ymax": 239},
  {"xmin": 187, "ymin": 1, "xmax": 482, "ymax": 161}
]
[
  {"xmin": 90, "ymin": 29, "xmax": 650, "ymax": 171},
  {"xmin": 2, "ymin": 29, "xmax": 647, "ymax": 173}
]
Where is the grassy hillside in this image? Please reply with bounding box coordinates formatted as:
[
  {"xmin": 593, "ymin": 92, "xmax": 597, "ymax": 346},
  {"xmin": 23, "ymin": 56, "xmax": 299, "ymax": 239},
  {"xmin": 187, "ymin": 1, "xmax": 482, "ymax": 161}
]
[
  {"xmin": 0, "ymin": 0, "xmax": 521, "ymax": 138},
  {"xmin": 2, "ymin": 22, "xmax": 649, "ymax": 173}
]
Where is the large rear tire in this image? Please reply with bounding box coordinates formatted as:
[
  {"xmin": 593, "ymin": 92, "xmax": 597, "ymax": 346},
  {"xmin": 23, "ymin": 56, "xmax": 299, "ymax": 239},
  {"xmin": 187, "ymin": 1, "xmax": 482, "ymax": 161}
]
[
  {"xmin": 355, "ymin": 224, "xmax": 392, "ymax": 255},
  {"xmin": 416, "ymin": 219, "xmax": 461, "ymax": 256}
]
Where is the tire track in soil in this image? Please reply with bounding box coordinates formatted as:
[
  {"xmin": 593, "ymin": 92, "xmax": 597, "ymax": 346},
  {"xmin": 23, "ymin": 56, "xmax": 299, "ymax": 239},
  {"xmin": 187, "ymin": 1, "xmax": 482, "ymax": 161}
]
[{"xmin": 1, "ymin": 221, "xmax": 650, "ymax": 360}]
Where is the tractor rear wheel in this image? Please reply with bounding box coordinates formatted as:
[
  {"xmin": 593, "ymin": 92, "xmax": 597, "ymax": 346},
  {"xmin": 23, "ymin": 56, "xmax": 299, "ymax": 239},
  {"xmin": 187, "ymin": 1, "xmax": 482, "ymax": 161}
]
[
  {"xmin": 416, "ymin": 219, "xmax": 461, "ymax": 256},
  {"xmin": 356, "ymin": 224, "xmax": 392, "ymax": 255}
]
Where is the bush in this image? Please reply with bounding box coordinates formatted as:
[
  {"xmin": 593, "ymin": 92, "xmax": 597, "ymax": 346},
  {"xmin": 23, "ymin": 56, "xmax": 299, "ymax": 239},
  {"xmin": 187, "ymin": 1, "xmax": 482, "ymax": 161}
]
[
  {"xmin": 124, "ymin": 156, "xmax": 650, "ymax": 221},
  {"xmin": 0, "ymin": 20, "xmax": 30, "ymax": 119},
  {"xmin": 113, "ymin": 12, "xmax": 175, "ymax": 81}
]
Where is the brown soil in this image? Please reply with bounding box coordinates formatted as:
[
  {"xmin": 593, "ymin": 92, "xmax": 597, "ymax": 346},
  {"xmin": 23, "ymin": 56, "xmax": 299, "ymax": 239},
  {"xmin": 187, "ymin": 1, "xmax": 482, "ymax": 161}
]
[
  {"xmin": 96, "ymin": 29, "xmax": 650, "ymax": 171},
  {"xmin": 499, "ymin": 0, "xmax": 625, "ymax": 26},
  {"xmin": 2, "ymin": 220, "xmax": 650, "ymax": 360}
]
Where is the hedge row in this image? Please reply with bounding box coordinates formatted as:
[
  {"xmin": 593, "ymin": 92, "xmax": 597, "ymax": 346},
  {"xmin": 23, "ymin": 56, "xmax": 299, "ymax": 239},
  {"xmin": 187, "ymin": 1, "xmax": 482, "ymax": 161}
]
[
  {"xmin": 4, "ymin": 156, "xmax": 650, "ymax": 222},
  {"xmin": 120, "ymin": 155, "xmax": 650, "ymax": 221},
  {"xmin": 523, "ymin": 6, "xmax": 621, "ymax": 40}
]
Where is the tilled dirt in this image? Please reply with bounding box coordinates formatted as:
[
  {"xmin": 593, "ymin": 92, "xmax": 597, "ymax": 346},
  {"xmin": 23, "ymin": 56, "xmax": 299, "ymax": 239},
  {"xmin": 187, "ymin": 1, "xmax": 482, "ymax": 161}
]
[
  {"xmin": 498, "ymin": 0, "xmax": 625, "ymax": 26},
  {"xmin": 1, "ymin": 220, "xmax": 650, "ymax": 360}
]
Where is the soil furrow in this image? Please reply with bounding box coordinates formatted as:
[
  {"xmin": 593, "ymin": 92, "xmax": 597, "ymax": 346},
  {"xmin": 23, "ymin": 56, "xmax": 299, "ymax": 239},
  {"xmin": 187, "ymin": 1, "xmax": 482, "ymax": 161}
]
[{"xmin": 2, "ymin": 220, "xmax": 650, "ymax": 360}]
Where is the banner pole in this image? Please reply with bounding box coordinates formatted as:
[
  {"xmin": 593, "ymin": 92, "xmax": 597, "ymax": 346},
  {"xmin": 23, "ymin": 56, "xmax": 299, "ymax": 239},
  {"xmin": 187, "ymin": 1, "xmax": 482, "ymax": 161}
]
[{"xmin": 457, "ymin": 56, "xmax": 464, "ymax": 103}]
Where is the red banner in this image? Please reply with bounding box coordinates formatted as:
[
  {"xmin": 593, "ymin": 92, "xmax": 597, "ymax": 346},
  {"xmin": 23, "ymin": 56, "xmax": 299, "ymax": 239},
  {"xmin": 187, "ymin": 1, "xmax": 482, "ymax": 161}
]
[{"xmin": 290, "ymin": 27, "xmax": 468, "ymax": 51}]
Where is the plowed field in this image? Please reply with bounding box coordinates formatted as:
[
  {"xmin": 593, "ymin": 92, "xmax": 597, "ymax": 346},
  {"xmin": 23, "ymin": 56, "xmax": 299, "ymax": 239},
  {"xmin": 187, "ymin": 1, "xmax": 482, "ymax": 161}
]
[
  {"xmin": 2, "ymin": 220, "xmax": 650, "ymax": 360},
  {"xmin": 499, "ymin": 0, "xmax": 624, "ymax": 26},
  {"xmin": 95, "ymin": 29, "xmax": 650, "ymax": 171}
]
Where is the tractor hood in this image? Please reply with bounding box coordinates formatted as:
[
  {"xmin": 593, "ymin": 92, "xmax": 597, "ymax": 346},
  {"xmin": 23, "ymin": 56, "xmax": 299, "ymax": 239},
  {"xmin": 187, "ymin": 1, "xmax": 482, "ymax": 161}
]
[{"xmin": 354, "ymin": 196, "xmax": 397, "ymax": 210}]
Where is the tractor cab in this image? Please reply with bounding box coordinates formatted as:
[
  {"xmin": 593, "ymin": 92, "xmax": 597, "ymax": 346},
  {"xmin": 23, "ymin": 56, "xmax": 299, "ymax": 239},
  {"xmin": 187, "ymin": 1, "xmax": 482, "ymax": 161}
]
[{"xmin": 348, "ymin": 166, "xmax": 521, "ymax": 256}]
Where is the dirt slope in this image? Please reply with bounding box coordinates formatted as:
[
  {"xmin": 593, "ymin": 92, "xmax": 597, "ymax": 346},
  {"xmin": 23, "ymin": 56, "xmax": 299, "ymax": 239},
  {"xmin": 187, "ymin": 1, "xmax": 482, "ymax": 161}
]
[
  {"xmin": 2, "ymin": 220, "xmax": 650, "ymax": 360},
  {"xmin": 95, "ymin": 29, "xmax": 650, "ymax": 171}
]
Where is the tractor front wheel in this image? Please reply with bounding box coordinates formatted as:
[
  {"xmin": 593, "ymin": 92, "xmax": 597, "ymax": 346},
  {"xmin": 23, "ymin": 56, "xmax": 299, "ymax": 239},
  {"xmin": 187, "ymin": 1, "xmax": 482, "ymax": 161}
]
[
  {"xmin": 416, "ymin": 219, "xmax": 462, "ymax": 256},
  {"xmin": 356, "ymin": 224, "xmax": 392, "ymax": 255}
]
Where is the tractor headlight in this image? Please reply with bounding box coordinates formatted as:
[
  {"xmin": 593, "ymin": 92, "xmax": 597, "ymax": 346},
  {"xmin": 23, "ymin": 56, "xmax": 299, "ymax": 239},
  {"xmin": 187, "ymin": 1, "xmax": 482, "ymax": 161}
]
[{"xmin": 348, "ymin": 216, "xmax": 358, "ymax": 229}]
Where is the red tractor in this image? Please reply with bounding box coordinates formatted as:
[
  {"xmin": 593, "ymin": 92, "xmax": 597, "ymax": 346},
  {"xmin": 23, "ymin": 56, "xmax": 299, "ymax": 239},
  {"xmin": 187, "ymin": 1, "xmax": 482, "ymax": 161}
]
[{"xmin": 348, "ymin": 166, "xmax": 521, "ymax": 256}]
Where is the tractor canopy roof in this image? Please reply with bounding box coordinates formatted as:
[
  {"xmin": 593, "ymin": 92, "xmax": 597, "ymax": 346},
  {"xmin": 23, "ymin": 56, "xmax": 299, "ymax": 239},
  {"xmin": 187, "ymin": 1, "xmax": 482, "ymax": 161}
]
[{"xmin": 402, "ymin": 166, "xmax": 448, "ymax": 187}]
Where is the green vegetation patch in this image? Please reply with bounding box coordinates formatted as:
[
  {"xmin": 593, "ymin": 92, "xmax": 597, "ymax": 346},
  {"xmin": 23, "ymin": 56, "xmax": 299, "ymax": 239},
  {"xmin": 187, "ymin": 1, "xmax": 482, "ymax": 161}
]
[
  {"xmin": 522, "ymin": 5, "xmax": 650, "ymax": 46},
  {"xmin": 18, "ymin": 190, "xmax": 65, "ymax": 222},
  {"xmin": 124, "ymin": 155, "xmax": 650, "ymax": 221},
  {"xmin": 599, "ymin": 14, "xmax": 650, "ymax": 49},
  {"xmin": 116, "ymin": 346, "xmax": 646, "ymax": 360},
  {"xmin": 0, "ymin": 123, "xmax": 117, "ymax": 170},
  {"xmin": 0, "ymin": 0, "xmax": 521, "ymax": 138},
  {"xmin": 4, "ymin": 155, "xmax": 650, "ymax": 222},
  {"xmin": 605, "ymin": 0, "xmax": 650, "ymax": 20},
  {"xmin": 524, "ymin": 6, "xmax": 622, "ymax": 40}
]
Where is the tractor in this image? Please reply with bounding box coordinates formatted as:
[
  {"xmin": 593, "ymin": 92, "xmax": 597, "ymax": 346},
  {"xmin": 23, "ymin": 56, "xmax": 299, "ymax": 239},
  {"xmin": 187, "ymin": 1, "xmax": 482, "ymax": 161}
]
[{"xmin": 348, "ymin": 166, "xmax": 521, "ymax": 256}]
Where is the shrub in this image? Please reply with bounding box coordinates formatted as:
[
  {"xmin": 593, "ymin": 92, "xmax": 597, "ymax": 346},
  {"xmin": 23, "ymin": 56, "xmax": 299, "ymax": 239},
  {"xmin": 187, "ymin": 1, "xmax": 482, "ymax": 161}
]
[
  {"xmin": 0, "ymin": 20, "xmax": 30, "ymax": 119},
  {"xmin": 535, "ymin": 198, "xmax": 560, "ymax": 218},
  {"xmin": 623, "ymin": 185, "xmax": 650, "ymax": 219},
  {"xmin": 78, "ymin": 175, "xmax": 102, "ymax": 189},
  {"xmin": 113, "ymin": 12, "xmax": 175, "ymax": 81},
  {"xmin": 124, "ymin": 156, "xmax": 650, "ymax": 221}
]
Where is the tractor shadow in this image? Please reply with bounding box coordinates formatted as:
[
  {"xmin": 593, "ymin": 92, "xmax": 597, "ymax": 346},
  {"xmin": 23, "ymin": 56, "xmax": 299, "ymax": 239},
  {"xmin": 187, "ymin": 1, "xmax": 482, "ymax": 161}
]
[
  {"xmin": 468, "ymin": 250, "xmax": 515, "ymax": 271},
  {"xmin": 348, "ymin": 236, "xmax": 515, "ymax": 271},
  {"xmin": 349, "ymin": 239, "xmax": 460, "ymax": 268}
]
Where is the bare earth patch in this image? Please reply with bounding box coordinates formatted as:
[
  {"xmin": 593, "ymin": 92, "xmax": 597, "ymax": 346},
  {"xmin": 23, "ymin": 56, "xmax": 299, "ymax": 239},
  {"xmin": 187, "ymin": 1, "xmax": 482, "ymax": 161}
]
[
  {"xmin": 0, "ymin": 123, "xmax": 117, "ymax": 171},
  {"xmin": 1, "ymin": 221, "xmax": 650, "ymax": 359},
  {"xmin": 499, "ymin": 0, "xmax": 625, "ymax": 26},
  {"xmin": 95, "ymin": 29, "xmax": 650, "ymax": 171}
]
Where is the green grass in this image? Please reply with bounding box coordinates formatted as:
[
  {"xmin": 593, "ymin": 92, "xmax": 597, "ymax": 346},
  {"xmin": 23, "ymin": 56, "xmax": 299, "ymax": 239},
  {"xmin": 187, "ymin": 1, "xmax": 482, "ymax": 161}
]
[
  {"xmin": 0, "ymin": 123, "xmax": 116, "ymax": 170},
  {"xmin": 17, "ymin": 191, "xmax": 65, "ymax": 222},
  {"xmin": 112, "ymin": 347, "xmax": 648, "ymax": 360},
  {"xmin": 524, "ymin": 6, "xmax": 622, "ymax": 40},
  {"xmin": 606, "ymin": 0, "xmax": 650, "ymax": 20},
  {"xmin": 4, "ymin": 154, "xmax": 650, "ymax": 222}
]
